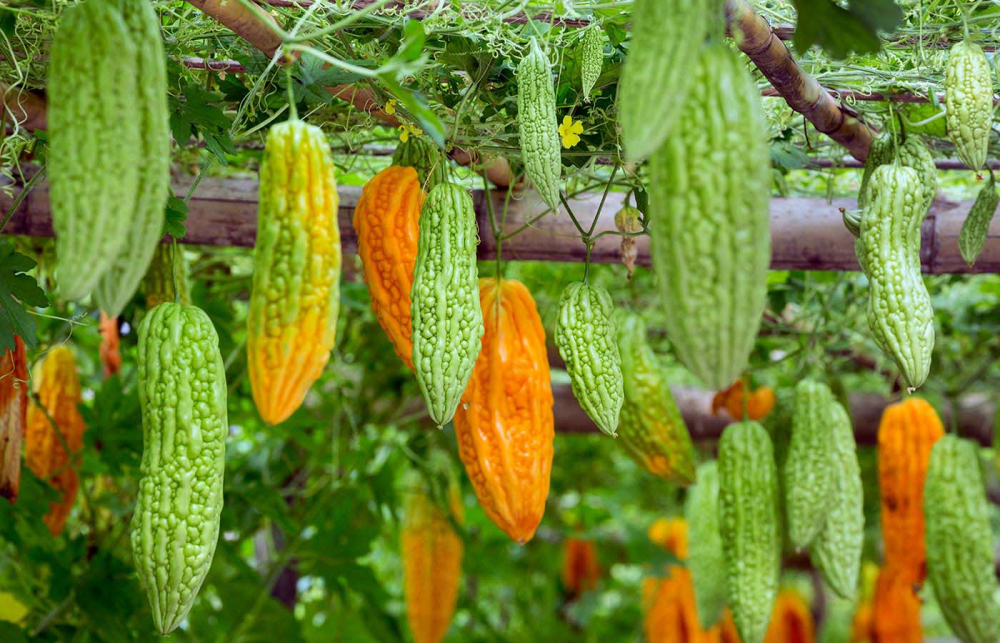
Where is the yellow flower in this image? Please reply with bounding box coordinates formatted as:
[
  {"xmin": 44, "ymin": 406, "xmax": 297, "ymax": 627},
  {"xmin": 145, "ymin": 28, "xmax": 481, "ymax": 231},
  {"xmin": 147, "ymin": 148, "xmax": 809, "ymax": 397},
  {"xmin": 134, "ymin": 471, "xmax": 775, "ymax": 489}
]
[
  {"xmin": 559, "ymin": 115, "xmax": 584, "ymax": 148},
  {"xmin": 384, "ymin": 99, "xmax": 397, "ymax": 115},
  {"xmin": 408, "ymin": 123, "xmax": 423, "ymax": 136},
  {"xmin": 398, "ymin": 125, "xmax": 409, "ymax": 142}
]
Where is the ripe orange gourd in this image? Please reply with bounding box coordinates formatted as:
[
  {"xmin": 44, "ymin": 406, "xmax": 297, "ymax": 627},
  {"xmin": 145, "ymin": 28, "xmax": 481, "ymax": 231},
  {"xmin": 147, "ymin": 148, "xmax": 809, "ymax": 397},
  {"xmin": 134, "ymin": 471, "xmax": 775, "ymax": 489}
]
[
  {"xmin": 711, "ymin": 380, "xmax": 776, "ymax": 421},
  {"xmin": 649, "ymin": 517, "xmax": 689, "ymax": 560},
  {"xmin": 352, "ymin": 165, "xmax": 424, "ymax": 369},
  {"xmin": 0, "ymin": 337, "xmax": 28, "ymax": 502},
  {"xmin": 644, "ymin": 567, "xmax": 719, "ymax": 643},
  {"xmin": 98, "ymin": 313, "xmax": 121, "ymax": 378},
  {"xmin": 871, "ymin": 567, "xmax": 922, "ymax": 642},
  {"xmin": 25, "ymin": 346, "xmax": 85, "ymax": 535},
  {"xmin": 764, "ymin": 590, "xmax": 815, "ymax": 643},
  {"xmin": 402, "ymin": 483, "xmax": 463, "ymax": 643},
  {"xmin": 877, "ymin": 398, "xmax": 943, "ymax": 585},
  {"xmin": 562, "ymin": 537, "xmax": 600, "ymax": 598},
  {"xmin": 453, "ymin": 278, "xmax": 554, "ymax": 544}
]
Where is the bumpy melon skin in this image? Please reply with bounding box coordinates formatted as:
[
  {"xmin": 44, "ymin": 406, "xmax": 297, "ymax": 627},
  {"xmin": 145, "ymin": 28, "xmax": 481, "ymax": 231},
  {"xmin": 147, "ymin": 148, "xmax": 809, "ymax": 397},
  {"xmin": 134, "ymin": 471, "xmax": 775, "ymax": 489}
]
[
  {"xmin": 93, "ymin": 0, "xmax": 171, "ymax": 317},
  {"xmin": 945, "ymin": 40, "xmax": 993, "ymax": 172},
  {"xmin": 615, "ymin": 310, "xmax": 695, "ymax": 485},
  {"xmin": 48, "ymin": 0, "xmax": 141, "ymax": 299},
  {"xmin": 579, "ymin": 27, "xmax": 604, "ymax": 101},
  {"xmin": 618, "ymin": 0, "xmax": 709, "ymax": 161},
  {"xmin": 718, "ymin": 421, "xmax": 781, "ymax": 643},
  {"xmin": 685, "ymin": 461, "xmax": 726, "ymax": 630},
  {"xmin": 784, "ymin": 379, "xmax": 835, "ymax": 550},
  {"xmin": 959, "ymin": 172, "xmax": 999, "ymax": 267},
  {"xmin": 925, "ymin": 436, "xmax": 1000, "ymax": 643},
  {"xmin": 554, "ymin": 282, "xmax": 624, "ymax": 437},
  {"xmin": 809, "ymin": 401, "xmax": 864, "ymax": 599},
  {"xmin": 392, "ymin": 137, "xmax": 448, "ymax": 190},
  {"xmin": 648, "ymin": 43, "xmax": 771, "ymax": 391},
  {"xmin": 410, "ymin": 183, "xmax": 483, "ymax": 427},
  {"xmin": 132, "ymin": 303, "xmax": 227, "ymax": 635},
  {"xmin": 859, "ymin": 165, "xmax": 935, "ymax": 390},
  {"xmin": 247, "ymin": 119, "xmax": 342, "ymax": 425},
  {"xmin": 516, "ymin": 38, "xmax": 562, "ymax": 211}
]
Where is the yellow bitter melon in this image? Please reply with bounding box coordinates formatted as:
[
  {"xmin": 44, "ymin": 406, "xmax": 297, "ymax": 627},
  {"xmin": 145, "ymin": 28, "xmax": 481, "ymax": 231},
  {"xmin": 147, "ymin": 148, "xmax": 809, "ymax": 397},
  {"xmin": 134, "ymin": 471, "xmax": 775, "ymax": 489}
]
[
  {"xmin": 410, "ymin": 183, "xmax": 484, "ymax": 427},
  {"xmin": 784, "ymin": 379, "xmax": 836, "ymax": 550},
  {"xmin": 554, "ymin": 282, "xmax": 624, "ymax": 437},
  {"xmin": 648, "ymin": 42, "xmax": 771, "ymax": 391},
  {"xmin": 618, "ymin": 0, "xmax": 710, "ymax": 161},
  {"xmin": 516, "ymin": 37, "xmax": 562, "ymax": 211},
  {"xmin": 809, "ymin": 400, "xmax": 864, "ymax": 600},
  {"xmin": 247, "ymin": 119, "xmax": 342, "ymax": 425},
  {"xmin": 615, "ymin": 310, "xmax": 695, "ymax": 485},
  {"xmin": 48, "ymin": 0, "xmax": 141, "ymax": 299},
  {"xmin": 718, "ymin": 421, "xmax": 781, "ymax": 643},
  {"xmin": 93, "ymin": 0, "xmax": 171, "ymax": 317},
  {"xmin": 132, "ymin": 302, "xmax": 228, "ymax": 635},
  {"xmin": 859, "ymin": 165, "xmax": 935, "ymax": 390},
  {"xmin": 945, "ymin": 40, "xmax": 993, "ymax": 172},
  {"xmin": 924, "ymin": 435, "xmax": 1000, "ymax": 643}
]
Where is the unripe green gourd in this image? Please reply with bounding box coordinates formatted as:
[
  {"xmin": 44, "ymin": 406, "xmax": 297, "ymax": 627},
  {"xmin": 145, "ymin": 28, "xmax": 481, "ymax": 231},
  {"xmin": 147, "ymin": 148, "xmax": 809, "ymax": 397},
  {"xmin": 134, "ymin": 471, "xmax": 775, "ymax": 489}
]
[
  {"xmin": 859, "ymin": 165, "xmax": 935, "ymax": 390},
  {"xmin": 516, "ymin": 38, "xmax": 562, "ymax": 211},
  {"xmin": 410, "ymin": 183, "xmax": 483, "ymax": 427},
  {"xmin": 132, "ymin": 302, "xmax": 227, "ymax": 635},
  {"xmin": 925, "ymin": 435, "xmax": 1000, "ymax": 643},
  {"xmin": 718, "ymin": 421, "xmax": 781, "ymax": 643},
  {"xmin": 809, "ymin": 401, "xmax": 864, "ymax": 599},
  {"xmin": 48, "ymin": 0, "xmax": 142, "ymax": 300},
  {"xmin": 555, "ymin": 282, "xmax": 623, "ymax": 437},
  {"xmin": 392, "ymin": 136, "xmax": 447, "ymax": 190},
  {"xmin": 614, "ymin": 310, "xmax": 696, "ymax": 484},
  {"xmin": 685, "ymin": 460, "xmax": 726, "ymax": 629},
  {"xmin": 959, "ymin": 172, "xmax": 999, "ymax": 267},
  {"xmin": 93, "ymin": 0, "xmax": 171, "ymax": 317},
  {"xmin": 648, "ymin": 42, "xmax": 771, "ymax": 391},
  {"xmin": 945, "ymin": 40, "xmax": 993, "ymax": 172},
  {"xmin": 784, "ymin": 379, "xmax": 835, "ymax": 550},
  {"xmin": 579, "ymin": 27, "xmax": 604, "ymax": 101},
  {"xmin": 618, "ymin": 0, "xmax": 710, "ymax": 161}
]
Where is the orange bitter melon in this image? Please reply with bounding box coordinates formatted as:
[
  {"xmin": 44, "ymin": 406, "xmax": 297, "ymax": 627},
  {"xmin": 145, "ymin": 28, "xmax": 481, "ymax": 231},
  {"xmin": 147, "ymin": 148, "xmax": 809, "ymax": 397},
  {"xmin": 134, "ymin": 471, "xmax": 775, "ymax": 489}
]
[
  {"xmin": 98, "ymin": 312, "xmax": 121, "ymax": 378},
  {"xmin": 763, "ymin": 589, "xmax": 815, "ymax": 643},
  {"xmin": 453, "ymin": 277, "xmax": 553, "ymax": 544},
  {"xmin": 25, "ymin": 346, "xmax": 85, "ymax": 535},
  {"xmin": 352, "ymin": 166, "xmax": 424, "ymax": 369},
  {"xmin": 0, "ymin": 336, "xmax": 28, "ymax": 502},
  {"xmin": 877, "ymin": 397, "xmax": 943, "ymax": 585},
  {"xmin": 402, "ymin": 479, "xmax": 463, "ymax": 643},
  {"xmin": 712, "ymin": 380, "xmax": 776, "ymax": 421},
  {"xmin": 562, "ymin": 537, "xmax": 600, "ymax": 598},
  {"xmin": 871, "ymin": 567, "xmax": 922, "ymax": 642}
]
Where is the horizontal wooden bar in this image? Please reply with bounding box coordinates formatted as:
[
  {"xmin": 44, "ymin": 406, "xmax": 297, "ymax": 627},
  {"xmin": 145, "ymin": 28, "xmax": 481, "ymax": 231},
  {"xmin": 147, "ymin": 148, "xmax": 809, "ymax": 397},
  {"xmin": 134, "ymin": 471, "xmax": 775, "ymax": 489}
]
[{"xmin": 3, "ymin": 176, "xmax": 999, "ymax": 274}]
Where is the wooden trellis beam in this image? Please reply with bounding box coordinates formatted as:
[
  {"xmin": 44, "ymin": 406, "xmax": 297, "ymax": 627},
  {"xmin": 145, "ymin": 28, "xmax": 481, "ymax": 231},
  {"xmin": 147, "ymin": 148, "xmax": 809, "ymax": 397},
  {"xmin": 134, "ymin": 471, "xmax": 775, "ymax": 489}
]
[{"xmin": 2, "ymin": 174, "xmax": 999, "ymax": 275}]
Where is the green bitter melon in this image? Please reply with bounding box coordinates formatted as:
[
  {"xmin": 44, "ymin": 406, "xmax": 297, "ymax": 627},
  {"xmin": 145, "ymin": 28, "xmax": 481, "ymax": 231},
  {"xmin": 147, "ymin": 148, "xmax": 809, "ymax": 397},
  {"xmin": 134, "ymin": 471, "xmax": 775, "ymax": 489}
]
[{"xmin": 516, "ymin": 38, "xmax": 562, "ymax": 211}]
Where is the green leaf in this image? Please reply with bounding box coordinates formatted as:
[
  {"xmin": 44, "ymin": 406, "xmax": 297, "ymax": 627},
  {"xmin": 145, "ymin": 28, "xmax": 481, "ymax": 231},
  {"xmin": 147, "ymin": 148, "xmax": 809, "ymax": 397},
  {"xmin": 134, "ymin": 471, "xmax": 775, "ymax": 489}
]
[
  {"xmin": 792, "ymin": 0, "xmax": 902, "ymax": 59},
  {"xmin": 164, "ymin": 196, "xmax": 188, "ymax": 240},
  {"xmin": 0, "ymin": 241, "xmax": 47, "ymax": 352}
]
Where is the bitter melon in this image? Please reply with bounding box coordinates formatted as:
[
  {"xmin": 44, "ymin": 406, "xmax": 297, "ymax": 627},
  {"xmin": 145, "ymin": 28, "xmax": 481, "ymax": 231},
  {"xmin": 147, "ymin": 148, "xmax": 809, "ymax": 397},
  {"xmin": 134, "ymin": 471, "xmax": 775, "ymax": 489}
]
[
  {"xmin": 925, "ymin": 435, "xmax": 1000, "ymax": 643},
  {"xmin": 859, "ymin": 165, "xmax": 935, "ymax": 390},
  {"xmin": 718, "ymin": 421, "xmax": 781, "ymax": 643},
  {"xmin": 615, "ymin": 310, "xmax": 695, "ymax": 485},
  {"xmin": 410, "ymin": 183, "xmax": 483, "ymax": 427},
  {"xmin": 618, "ymin": 0, "xmax": 710, "ymax": 161},
  {"xmin": 132, "ymin": 302, "xmax": 227, "ymax": 635},
  {"xmin": 554, "ymin": 282, "xmax": 623, "ymax": 437},
  {"xmin": 580, "ymin": 27, "xmax": 604, "ymax": 101},
  {"xmin": 809, "ymin": 401, "xmax": 864, "ymax": 599},
  {"xmin": 48, "ymin": 0, "xmax": 141, "ymax": 299},
  {"xmin": 648, "ymin": 42, "xmax": 771, "ymax": 391},
  {"xmin": 685, "ymin": 460, "xmax": 726, "ymax": 630},
  {"xmin": 945, "ymin": 40, "xmax": 993, "ymax": 172},
  {"xmin": 784, "ymin": 379, "xmax": 835, "ymax": 550},
  {"xmin": 959, "ymin": 171, "xmax": 999, "ymax": 267},
  {"xmin": 93, "ymin": 0, "xmax": 171, "ymax": 317},
  {"xmin": 392, "ymin": 136, "xmax": 447, "ymax": 190},
  {"xmin": 247, "ymin": 118, "xmax": 342, "ymax": 425},
  {"xmin": 516, "ymin": 37, "xmax": 562, "ymax": 211},
  {"xmin": 142, "ymin": 243, "xmax": 191, "ymax": 311}
]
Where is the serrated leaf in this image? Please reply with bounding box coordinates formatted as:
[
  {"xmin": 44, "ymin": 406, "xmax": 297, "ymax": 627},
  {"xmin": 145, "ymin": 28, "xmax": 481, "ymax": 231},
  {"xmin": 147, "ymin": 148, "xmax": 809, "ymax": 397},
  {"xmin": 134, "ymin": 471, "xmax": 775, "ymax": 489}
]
[
  {"xmin": 0, "ymin": 241, "xmax": 47, "ymax": 352},
  {"xmin": 164, "ymin": 196, "xmax": 188, "ymax": 239},
  {"xmin": 792, "ymin": 0, "xmax": 902, "ymax": 59}
]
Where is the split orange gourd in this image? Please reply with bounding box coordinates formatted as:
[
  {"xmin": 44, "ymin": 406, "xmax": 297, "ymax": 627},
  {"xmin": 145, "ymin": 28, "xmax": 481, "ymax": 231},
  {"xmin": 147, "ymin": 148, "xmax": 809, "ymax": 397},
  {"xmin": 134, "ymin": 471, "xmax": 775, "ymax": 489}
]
[
  {"xmin": 25, "ymin": 346, "xmax": 85, "ymax": 535},
  {"xmin": 764, "ymin": 589, "xmax": 815, "ymax": 643},
  {"xmin": 353, "ymin": 165, "xmax": 424, "ymax": 369},
  {"xmin": 453, "ymin": 277, "xmax": 554, "ymax": 544},
  {"xmin": 0, "ymin": 336, "xmax": 28, "ymax": 502},
  {"xmin": 877, "ymin": 397, "xmax": 943, "ymax": 585}
]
